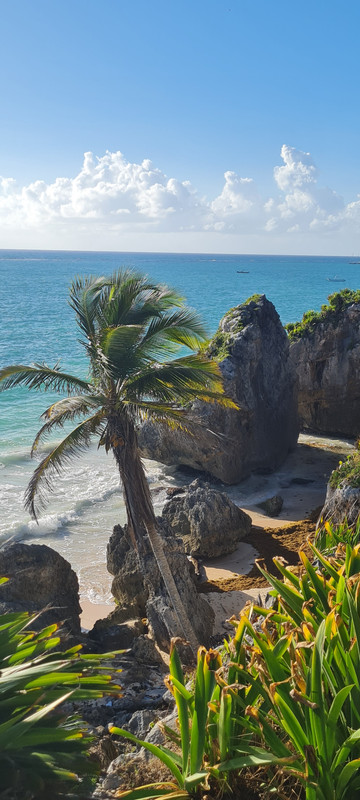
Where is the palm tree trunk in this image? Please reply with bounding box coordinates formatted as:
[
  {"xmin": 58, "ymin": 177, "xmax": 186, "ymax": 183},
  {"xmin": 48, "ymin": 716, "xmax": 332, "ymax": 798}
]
[
  {"xmin": 145, "ymin": 520, "xmax": 199, "ymax": 653},
  {"xmin": 110, "ymin": 413, "xmax": 198, "ymax": 653}
]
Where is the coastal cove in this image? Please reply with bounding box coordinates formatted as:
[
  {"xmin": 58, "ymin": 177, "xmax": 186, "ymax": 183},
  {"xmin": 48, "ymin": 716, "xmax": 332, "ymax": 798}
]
[{"xmin": 1, "ymin": 249, "xmax": 359, "ymax": 611}]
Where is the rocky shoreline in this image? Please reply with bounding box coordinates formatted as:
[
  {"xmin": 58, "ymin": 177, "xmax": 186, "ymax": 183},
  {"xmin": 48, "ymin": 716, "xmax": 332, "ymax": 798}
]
[{"xmin": 2, "ymin": 289, "xmax": 360, "ymax": 797}]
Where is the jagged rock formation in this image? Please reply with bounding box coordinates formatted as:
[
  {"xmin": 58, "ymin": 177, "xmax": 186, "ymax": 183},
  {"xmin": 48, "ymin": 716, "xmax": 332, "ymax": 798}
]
[
  {"xmin": 0, "ymin": 543, "xmax": 81, "ymax": 636},
  {"xmin": 139, "ymin": 295, "xmax": 299, "ymax": 484},
  {"xmin": 289, "ymin": 301, "xmax": 360, "ymax": 436},
  {"xmin": 320, "ymin": 482, "xmax": 360, "ymax": 528},
  {"xmin": 107, "ymin": 521, "xmax": 214, "ymax": 650},
  {"xmin": 162, "ymin": 479, "xmax": 252, "ymax": 557}
]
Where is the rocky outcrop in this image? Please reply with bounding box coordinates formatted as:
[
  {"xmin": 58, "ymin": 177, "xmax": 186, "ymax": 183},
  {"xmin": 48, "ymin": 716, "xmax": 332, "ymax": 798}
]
[
  {"xmin": 139, "ymin": 295, "xmax": 298, "ymax": 484},
  {"xmin": 161, "ymin": 479, "xmax": 252, "ymax": 557},
  {"xmin": 289, "ymin": 302, "xmax": 360, "ymax": 436},
  {"xmin": 0, "ymin": 543, "xmax": 81, "ymax": 636},
  {"xmin": 258, "ymin": 494, "xmax": 284, "ymax": 517},
  {"xmin": 107, "ymin": 522, "xmax": 214, "ymax": 650},
  {"xmin": 90, "ymin": 611, "xmax": 146, "ymax": 650},
  {"xmin": 320, "ymin": 482, "xmax": 360, "ymax": 528}
]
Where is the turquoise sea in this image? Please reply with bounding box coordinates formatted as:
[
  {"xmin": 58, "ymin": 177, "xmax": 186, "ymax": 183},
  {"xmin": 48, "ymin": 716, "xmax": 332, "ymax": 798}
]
[{"xmin": 0, "ymin": 249, "xmax": 358, "ymax": 604}]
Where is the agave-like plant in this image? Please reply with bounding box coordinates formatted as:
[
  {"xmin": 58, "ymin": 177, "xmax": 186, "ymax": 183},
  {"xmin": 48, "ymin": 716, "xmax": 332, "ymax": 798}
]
[
  {"xmin": 0, "ymin": 270, "xmax": 235, "ymax": 649},
  {"xmin": 106, "ymin": 530, "xmax": 360, "ymax": 799},
  {"xmin": 110, "ymin": 639, "xmax": 282, "ymax": 800},
  {"xmin": 0, "ymin": 577, "xmax": 121, "ymax": 798},
  {"xmin": 221, "ymin": 534, "xmax": 360, "ymax": 799}
]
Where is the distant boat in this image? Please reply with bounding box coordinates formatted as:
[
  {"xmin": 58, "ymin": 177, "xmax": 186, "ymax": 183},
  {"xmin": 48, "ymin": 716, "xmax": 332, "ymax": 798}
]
[
  {"xmin": 327, "ymin": 276, "xmax": 346, "ymax": 282},
  {"xmin": 237, "ymin": 270, "xmax": 249, "ymax": 273},
  {"xmin": 349, "ymin": 261, "xmax": 360, "ymax": 264}
]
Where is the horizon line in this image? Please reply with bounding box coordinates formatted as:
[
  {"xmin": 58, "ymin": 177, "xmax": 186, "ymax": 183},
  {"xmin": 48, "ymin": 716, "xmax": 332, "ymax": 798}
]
[{"xmin": 0, "ymin": 247, "xmax": 354, "ymax": 259}]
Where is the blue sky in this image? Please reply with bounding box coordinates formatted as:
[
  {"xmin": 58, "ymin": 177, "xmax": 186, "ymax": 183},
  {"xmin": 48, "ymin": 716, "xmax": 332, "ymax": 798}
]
[{"xmin": 0, "ymin": 0, "xmax": 359, "ymax": 254}]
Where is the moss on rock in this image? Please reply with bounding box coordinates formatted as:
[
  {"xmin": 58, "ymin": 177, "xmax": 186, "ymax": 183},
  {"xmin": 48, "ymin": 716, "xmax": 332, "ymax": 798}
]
[{"xmin": 207, "ymin": 294, "xmax": 263, "ymax": 361}]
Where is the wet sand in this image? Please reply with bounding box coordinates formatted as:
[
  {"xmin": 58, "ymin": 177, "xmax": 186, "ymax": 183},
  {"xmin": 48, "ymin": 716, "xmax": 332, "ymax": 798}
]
[{"xmin": 80, "ymin": 599, "xmax": 113, "ymax": 631}]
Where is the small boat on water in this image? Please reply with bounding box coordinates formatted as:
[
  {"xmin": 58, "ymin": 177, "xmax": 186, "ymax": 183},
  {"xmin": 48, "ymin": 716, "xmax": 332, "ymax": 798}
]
[
  {"xmin": 327, "ymin": 276, "xmax": 346, "ymax": 282},
  {"xmin": 349, "ymin": 261, "xmax": 360, "ymax": 264},
  {"xmin": 237, "ymin": 270, "xmax": 249, "ymax": 273}
]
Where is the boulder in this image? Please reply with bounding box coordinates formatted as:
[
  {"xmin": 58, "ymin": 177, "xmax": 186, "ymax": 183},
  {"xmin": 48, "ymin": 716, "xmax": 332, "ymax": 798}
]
[
  {"xmin": 289, "ymin": 301, "xmax": 360, "ymax": 436},
  {"xmin": 107, "ymin": 525, "xmax": 148, "ymax": 617},
  {"xmin": 0, "ymin": 542, "xmax": 81, "ymax": 636},
  {"xmin": 161, "ymin": 479, "xmax": 252, "ymax": 557},
  {"xmin": 166, "ymin": 486, "xmax": 186, "ymax": 498},
  {"xmin": 90, "ymin": 615, "xmax": 146, "ymax": 650},
  {"xmin": 320, "ymin": 482, "xmax": 360, "ymax": 529},
  {"xmin": 258, "ymin": 494, "xmax": 284, "ymax": 517},
  {"xmin": 107, "ymin": 521, "xmax": 214, "ymax": 650},
  {"xmin": 139, "ymin": 295, "xmax": 298, "ymax": 484},
  {"xmin": 130, "ymin": 635, "xmax": 164, "ymax": 665}
]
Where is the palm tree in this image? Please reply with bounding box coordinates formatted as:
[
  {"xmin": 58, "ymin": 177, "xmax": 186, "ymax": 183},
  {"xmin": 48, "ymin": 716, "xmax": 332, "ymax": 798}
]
[{"xmin": 0, "ymin": 270, "xmax": 235, "ymax": 649}]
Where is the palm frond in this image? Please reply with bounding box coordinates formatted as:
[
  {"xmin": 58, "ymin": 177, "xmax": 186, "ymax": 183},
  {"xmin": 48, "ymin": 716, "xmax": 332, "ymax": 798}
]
[
  {"xmin": 31, "ymin": 395, "xmax": 104, "ymax": 454},
  {"xmin": 100, "ymin": 324, "xmax": 144, "ymax": 378},
  {"xmin": 127, "ymin": 285, "xmax": 186, "ymax": 317},
  {"xmin": 95, "ymin": 271, "xmax": 184, "ymax": 329},
  {"xmin": 25, "ymin": 413, "xmax": 106, "ymax": 519},
  {"xmin": 0, "ymin": 364, "xmax": 90, "ymax": 395},
  {"xmin": 69, "ymin": 275, "xmax": 107, "ymax": 340},
  {"xmin": 127, "ymin": 402, "xmax": 197, "ymax": 437},
  {"xmin": 97, "ymin": 272, "xmax": 155, "ymax": 328},
  {"xmin": 124, "ymin": 355, "xmax": 236, "ymax": 406},
  {"xmin": 126, "ymin": 399, "xmax": 187, "ymax": 421},
  {"xmin": 136, "ymin": 308, "xmax": 209, "ymax": 361},
  {"xmin": 128, "ymin": 400, "xmax": 233, "ymax": 441},
  {"xmin": 69, "ymin": 275, "xmax": 111, "ymax": 371}
]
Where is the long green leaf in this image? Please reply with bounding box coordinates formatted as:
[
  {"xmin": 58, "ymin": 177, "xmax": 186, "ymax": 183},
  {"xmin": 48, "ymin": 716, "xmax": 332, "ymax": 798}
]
[
  {"xmin": 336, "ymin": 758, "xmax": 360, "ymax": 799},
  {"xmin": 115, "ymin": 785, "xmax": 187, "ymax": 800},
  {"xmin": 25, "ymin": 412, "xmax": 106, "ymax": 518},
  {"xmin": 0, "ymin": 363, "xmax": 90, "ymax": 395},
  {"xmin": 169, "ymin": 642, "xmax": 190, "ymax": 777}
]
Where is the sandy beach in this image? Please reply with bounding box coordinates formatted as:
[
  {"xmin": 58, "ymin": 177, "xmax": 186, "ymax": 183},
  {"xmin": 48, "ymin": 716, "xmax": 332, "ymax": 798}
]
[{"xmin": 80, "ymin": 432, "xmax": 353, "ymax": 634}]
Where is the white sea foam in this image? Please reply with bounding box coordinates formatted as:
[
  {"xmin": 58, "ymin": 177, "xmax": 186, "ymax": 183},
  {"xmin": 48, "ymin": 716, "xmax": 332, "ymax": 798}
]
[
  {"xmin": 0, "ymin": 439, "xmax": 175, "ymax": 601},
  {"xmin": 9, "ymin": 510, "xmax": 80, "ymax": 538}
]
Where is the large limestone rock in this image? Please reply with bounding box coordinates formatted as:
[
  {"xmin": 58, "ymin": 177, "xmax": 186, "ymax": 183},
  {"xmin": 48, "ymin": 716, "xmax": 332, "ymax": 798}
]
[
  {"xmin": 0, "ymin": 543, "xmax": 81, "ymax": 636},
  {"xmin": 162, "ymin": 479, "xmax": 252, "ymax": 557},
  {"xmin": 320, "ymin": 482, "xmax": 360, "ymax": 528},
  {"xmin": 107, "ymin": 521, "xmax": 214, "ymax": 650},
  {"xmin": 139, "ymin": 295, "xmax": 298, "ymax": 484},
  {"xmin": 289, "ymin": 302, "xmax": 360, "ymax": 436}
]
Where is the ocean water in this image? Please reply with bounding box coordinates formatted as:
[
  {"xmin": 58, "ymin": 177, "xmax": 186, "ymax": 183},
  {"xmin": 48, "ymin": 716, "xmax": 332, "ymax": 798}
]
[{"xmin": 0, "ymin": 249, "xmax": 358, "ymax": 604}]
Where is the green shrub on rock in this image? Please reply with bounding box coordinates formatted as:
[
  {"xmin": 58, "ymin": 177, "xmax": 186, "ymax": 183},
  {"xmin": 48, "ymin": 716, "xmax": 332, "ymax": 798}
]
[
  {"xmin": 207, "ymin": 294, "xmax": 264, "ymax": 361},
  {"xmin": 329, "ymin": 444, "xmax": 360, "ymax": 490},
  {"xmin": 286, "ymin": 288, "xmax": 360, "ymax": 341}
]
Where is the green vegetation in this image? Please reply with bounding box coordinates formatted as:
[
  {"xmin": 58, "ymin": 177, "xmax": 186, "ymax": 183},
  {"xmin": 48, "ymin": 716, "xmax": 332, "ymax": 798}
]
[
  {"xmin": 112, "ymin": 522, "xmax": 360, "ymax": 800},
  {"xmin": 243, "ymin": 292, "xmax": 262, "ymax": 305},
  {"xmin": 315, "ymin": 517, "xmax": 360, "ymax": 552},
  {"xmin": 208, "ymin": 294, "xmax": 263, "ymax": 361},
  {"xmin": 111, "ymin": 639, "xmax": 279, "ymax": 800},
  {"xmin": 0, "ymin": 580, "xmax": 121, "ymax": 798},
  {"xmin": 0, "ymin": 270, "xmax": 235, "ymax": 648},
  {"xmin": 329, "ymin": 443, "xmax": 360, "ymax": 489},
  {"xmin": 207, "ymin": 327, "xmax": 238, "ymax": 361},
  {"xmin": 285, "ymin": 288, "xmax": 360, "ymax": 341}
]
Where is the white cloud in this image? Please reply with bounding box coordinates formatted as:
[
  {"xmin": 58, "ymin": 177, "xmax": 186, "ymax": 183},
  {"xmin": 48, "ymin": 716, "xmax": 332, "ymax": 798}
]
[
  {"xmin": 274, "ymin": 144, "xmax": 318, "ymax": 192},
  {"xmin": 0, "ymin": 145, "xmax": 359, "ymax": 253}
]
